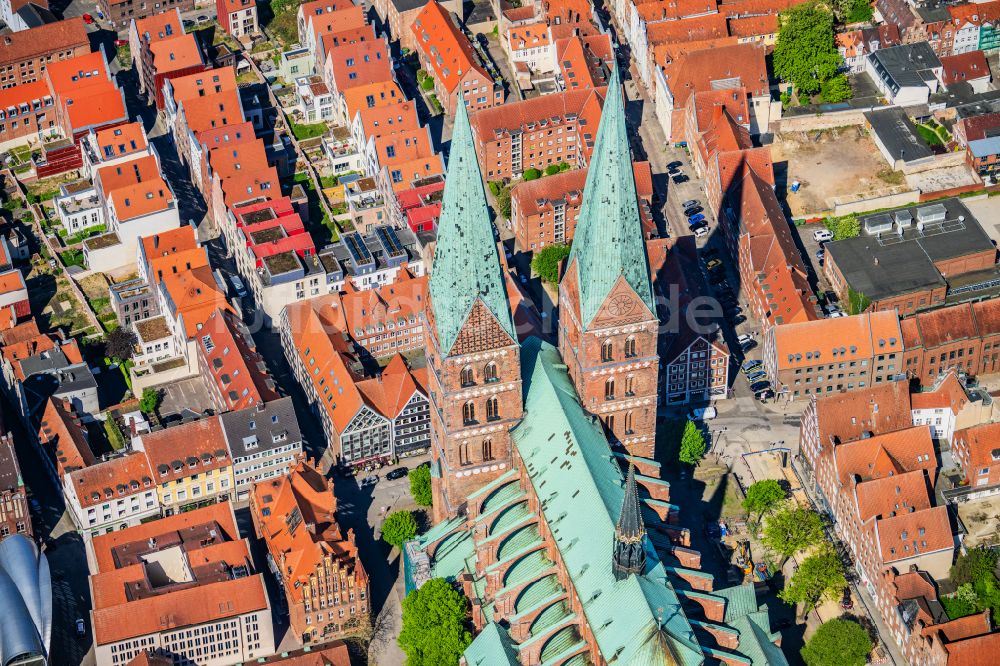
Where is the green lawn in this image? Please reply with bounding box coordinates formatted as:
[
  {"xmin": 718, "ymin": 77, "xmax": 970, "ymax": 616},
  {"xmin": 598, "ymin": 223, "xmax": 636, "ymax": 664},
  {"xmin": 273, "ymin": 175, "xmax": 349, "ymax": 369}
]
[
  {"xmin": 916, "ymin": 124, "xmax": 943, "ymax": 147},
  {"xmin": 290, "ymin": 122, "xmax": 329, "ymax": 140}
]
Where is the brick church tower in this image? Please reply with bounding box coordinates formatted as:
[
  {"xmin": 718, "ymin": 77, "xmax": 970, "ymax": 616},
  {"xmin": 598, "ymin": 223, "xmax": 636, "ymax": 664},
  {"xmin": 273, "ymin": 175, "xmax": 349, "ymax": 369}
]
[
  {"xmin": 425, "ymin": 102, "xmax": 523, "ymax": 522},
  {"xmin": 558, "ymin": 64, "xmax": 660, "ymax": 458}
]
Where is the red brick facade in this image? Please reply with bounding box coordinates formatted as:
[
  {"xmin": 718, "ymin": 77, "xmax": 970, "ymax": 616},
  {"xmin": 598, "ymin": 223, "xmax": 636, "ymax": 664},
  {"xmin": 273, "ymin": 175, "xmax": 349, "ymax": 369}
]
[
  {"xmin": 426, "ymin": 300, "xmax": 523, "ymax": 522},
  {"xmin": 559, "ymin": 265, "xmax": 659, "ymax": 457}
]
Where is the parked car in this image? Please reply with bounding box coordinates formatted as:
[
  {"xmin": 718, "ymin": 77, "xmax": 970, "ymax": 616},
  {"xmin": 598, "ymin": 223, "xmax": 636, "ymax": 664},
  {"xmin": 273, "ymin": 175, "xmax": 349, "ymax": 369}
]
[
  {"xmin": 684, "ymin": 206, "xmax": 703, "ymax": 217},
  {"xmin": 813, "ymin": 228, "xmax": 834, "ymax": 242},
  {"xmin": 386, "ymin": 467, "xmax": 408, "ymax": 480},
  {"xmin": 815, "ymin": 248, "xmax": 825, "ymax": 260},
  {"xmin": 705, "ymin": 258, "xmax": 723, "ymax": 272},
  {"xmin": 732, "ymin": 314, "xmax": 747, "ymax": 325},
  {"xmin": 82, "ymin": 13, "xmax": 94, "ymax": 23},
  {"xmin": 230, "ymin": 274, "xmax": 248, "ymax": 298},
  {"xmin": 672, "ymin": 174, "xmax": 689, "ymax": 184},
  {"xmin": 841, "ymin": 589, "xmax": 854, "ymax": 609},
  {"xmin": 688, "ymin": 213, "xmax": 706, "ymax": 224},
  {"xmin": 688, "ymin": 406, "xmax": 717, "ymax": 420},
  {"xmin": 693, "ymin": 226, "xmax": 708, "ymax": 237},
  {"xmin": 76, "ymin": 619, "xmax": 86, "ymax": 637},
  {"xmin": 361, "ymin": 474, "xmax": 379, "ymax": 487},
  {"xmin": 737, "ymin": 333, "xmax": 753, "ymax": 346},
  {"xmin": 682, "ymin": 199, "xmax": 700, "ymax": 209},
  {"xmin": 755, "ymin": 388, "xmax": 774, "ymax": 401},
  {"xmin": 197, "ymin": 14, "xmax": 210, "ymax": 21},
  {"xmin": 740, "ymin": 339, "xmax": 757, "ymax": 353},
  {"xmin": 742, "ymin": 360, "xmax": 763, "ymax": 374},
  {"xmin": 747, "ymin": 370, "xmax": 767, "ymax": 382},
  {"xmin": 749, "ymin": 380, "xmax": 771, "ymax": 393},
  {"xmin": 668, "ymin": 161, "xmax": 684, "ymax": 170}
]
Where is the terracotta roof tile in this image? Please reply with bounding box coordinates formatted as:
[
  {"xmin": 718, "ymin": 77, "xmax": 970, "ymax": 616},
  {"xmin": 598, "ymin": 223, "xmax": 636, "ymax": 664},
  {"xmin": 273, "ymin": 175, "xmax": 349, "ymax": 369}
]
[
  {"xmin": 912, "ymin": 303, "xmax": 979, "ymax": 349},
  {"xmin": 38, "ymin": 397, "xmax": 94, "ymax": 476},
  {"xmin": 342, "ymin": 81, "xmax": 405, "ymax": 123},
  {"xmin": 160, "ymin": 265, "xmax": 231, "ymax": 338},
  {"xmin": 181, "ymin": 89, "xmax": 244, "ymax": 136},
  {"xmin": 148, "ymin": 33, "xmax": 204, "ymax": 74},
  {"xmin": 556, "ymin": 34, "xmax": 613, "ymax": 90},
  {"xmin": 97, "ymin": 155, "xmax": 161, "ymax": 198},
  {"xmin": 941, "ymin": 50, "xmax": 991, "ymax": 86},
  {"xmin": 197, "ymin": 309, "xmax": 278, "ymax": 411},
  {"xmin": 833, "ymin": 426, "xmax": 936, "ymax": 486},
  {"xmin": 944, "ymin": 631, "xmax": 1000, "ymax": 665},
  {"xmin": 774, "ymin": 311, "xmax": 902, "ymax": 371},
  {"xmin": 854, "ymin": 469, "xmax": 932, "ymax": 523},
  {"xmin": 812, "ymin": 381, "xmax": 913, "ymax": 450},
  {"xmin": 411, "ymin": 0, "xmax": 487, "ymax": 94},
  {"xmin": 94, "ymin": 123, "xmax": 148, "ymax": 159},
  {"xmin": 303, "ymin": 2, "xmax": 366, "ymax": 43},
  {"xmin": 471, "ymin": 86, "xmax": 604, "ymax": 141},
  {"xmin": 326, "ymin": 37, "xmax": 392, "ymax": 92},
  {"xmin": 876, "ymin": 505, "xmax": 952, "ymax": 563},
  {"xmin": 136, "ymin": 417, "xmax": 230, "ymax": 482},
  {"xmin": 0, "ymin": 16, "xmax": 88, "ymax": 66},
  {"xmin": 69, "ymin": 452, "xmax": 154, "ymax": 508},
  {"xmin": 166, "ymin": 67, "xmax": 238, "ymax": 106},
  {"xmin": 646, "ymin": 12, "xmax": 729, "ymax": 45},
  {"xmin": 109, "ymin": 178, "xmax": 174, "ymax": 222},
  {"xmin": 659, "ymin": 42, "xmax": 768, "ymax": 110},
  {"xmin": 911, "ymin": 371, "xmax": 969, "ymax": 414},
  {"xmin": 953, "ymin": 421, "xmax": 1000, "ymax": 472}
]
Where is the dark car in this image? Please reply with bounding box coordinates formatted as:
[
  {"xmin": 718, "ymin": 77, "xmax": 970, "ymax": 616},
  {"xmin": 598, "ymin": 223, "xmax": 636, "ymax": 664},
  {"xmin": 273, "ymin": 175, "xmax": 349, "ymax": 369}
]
[
  {"xmin": 669, "ymin": 161, "xmax": 684, "ymax": 170},
  {"xmin": 684, "ymin": 205, "xmax": 703, "ymax": 217},
  {"xmin": 689, "ymin": 220, "xmax": 708, "ymax": 232},
  {"xmin": 386, "ymin": 467, "xmax": 408, "ymax": 480},
  {"xmin": 841, "ymin": 589, "xmax": 854, "ymax": 610},
  {"xmin": 742, "ymin": 359, "xmax": 763, "ymax": 373},
  {"xmin": 755, "ymin": 389, "xmax": 774, "ymax": 401},
  {"xmin": 732, "ymin": 314, "xmax": 747, "ymax": 325},
  {"xmin": 361, "ymin": 474, "xmax": 379, "ymax": 487},
  {"xmin": 746, "ymin": 370, "xmax": 767, "ymax": 382},
  {"xmin": 672, "ymin": 174, "xmax": 689, "ymax": 184},
  {"xmin": 750, "ymin": 380, "xmax": 771, "ymax": 393},
  {"xmin": 740, "ymin": 339, "xmax": 757, "ymax": 353}
]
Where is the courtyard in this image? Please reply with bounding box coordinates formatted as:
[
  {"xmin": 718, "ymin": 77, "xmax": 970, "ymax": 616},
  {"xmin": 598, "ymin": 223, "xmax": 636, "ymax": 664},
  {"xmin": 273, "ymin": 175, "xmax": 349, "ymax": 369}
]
[{"xmin": 771, "ymin": 127, "xmax": 909, "ymax": 217}]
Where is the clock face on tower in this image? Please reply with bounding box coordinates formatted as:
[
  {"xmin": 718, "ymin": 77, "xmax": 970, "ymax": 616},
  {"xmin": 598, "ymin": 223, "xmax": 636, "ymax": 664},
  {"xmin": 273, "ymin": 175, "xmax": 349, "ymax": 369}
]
[{"xmin": 608, "ymin": 295, "xmax": 636, "ymax": 317}]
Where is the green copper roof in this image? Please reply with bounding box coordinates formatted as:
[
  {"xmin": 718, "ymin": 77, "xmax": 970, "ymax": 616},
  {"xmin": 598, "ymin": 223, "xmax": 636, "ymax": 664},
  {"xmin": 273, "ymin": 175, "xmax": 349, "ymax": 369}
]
[
  {"xmin": 464, "ymin": 622, "xmax": 521, "ymax": 666},
  {"xmin": 429, "ymin": 101, "xmax": 515, "ymax": 354},
  {"xmin": 566, "ymin": 64, "xmax": 655, "ymax": 328},
  {"xmin": 513, "ymin": 337, "xmax": 703, "ymax": 666}
]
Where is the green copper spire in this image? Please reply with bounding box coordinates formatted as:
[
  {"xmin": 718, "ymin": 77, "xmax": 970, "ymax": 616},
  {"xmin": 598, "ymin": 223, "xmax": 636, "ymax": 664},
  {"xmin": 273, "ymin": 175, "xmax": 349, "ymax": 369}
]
[
  {"xmin": 429, "ymin": 101, "xmax": 516, "ymax": 355},
  {"xmin": 566, "ymin": 63, "xmax": 655, "ymax": 328}
]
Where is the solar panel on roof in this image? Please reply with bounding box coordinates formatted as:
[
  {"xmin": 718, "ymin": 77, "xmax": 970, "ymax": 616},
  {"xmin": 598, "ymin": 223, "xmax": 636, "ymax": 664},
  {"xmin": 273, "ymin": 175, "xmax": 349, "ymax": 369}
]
[
  {"xmin": 345, "ymin": 233, "xmax": 372, "ymax": 264},
  {"xmin": 376, "ymin": 226, "xmax": 406, "ymax": 258}
]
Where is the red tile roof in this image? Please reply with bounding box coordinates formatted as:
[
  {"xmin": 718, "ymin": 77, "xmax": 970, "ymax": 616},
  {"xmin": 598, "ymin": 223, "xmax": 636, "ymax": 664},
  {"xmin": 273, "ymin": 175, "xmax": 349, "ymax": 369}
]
[
  {"xmin": 774, "ymin": 311, "xmax": 902, "ymax": 371},
  {"xmin": 136, "ymin": 416, "xmax": 229, "ymax": 483},
  {"xmin": 181, "ymin": 89, "xmax": 245, "ymax": 136},
  {"xmin": 470, "ymin": 86, "xmax": 604, "ymax": 141},
  {"xmin": 833, "ymin": 426, "xmax": 936, "ymax": 486},
  {"xmin": 148, "ymin": 33, "xmax": 204, "ymax": 74},
  {"xmin": 109, "ymin": 178, "xmax": 174, "ymax": 222},
  {"xmin": 411, "ymin": 0, "xmax": 487, "ymax": 94},
  {"xmin": 97, "ymin": 155, "xmax": 161, "ymax": 198},
  {"xmin": 69, "ymin": 452, "xmax": 154, "ymax": 508},
  {"xmin": 0, "ymin": 17, "xmax": 88, "ymax": 67},
  {"xmin": 556, "ymin": 34, "xmax": 613, "ymax": 91},
  {"xmin": 812, "ymin": 381, "xmax": 913, "ymax": 448},
  {"xmin": 326, "ymin": 38, "xmax": 392, "ymax": 92},
  {"xmin": 910, "ymin": 370, "xmax": 969, "ymax": 414},
  {"xmin": 854, "ymin": 469, "xmax": 932, "ymax": 523},
  {"xmin": 302, "ymin": 2, "xmax": 366, "ymax": 43},
  {"xmin": 93, "ymin": 123, "xmax": 148, "ymax": 160},
  {"xmin": 38, "ymin": 397, "xmax": 94, "ymax": 477},
  {"xmin": 659, "ymin": 42, "xmax": 769, "ymax": 107},
  {"xmin": 339, "ymin": 268, "xmax": 428, "ymax": 338},
  {"xmin": 197, "ymin": 308, "xmax": 279, "ymax": 411},
  {"xmin": 166, "ymin": 67, "xmax": 238, "ymax": 106},
  {"xmin": 646, "ymin": 12, "xmax": 729, "ymax": 45},
  {"xmin": 953, "ymin": 421, "xmax": 1000, "ymax": 473},
  {"xmin": 355, "ymin": 354, "xmax": 427, "ymax": 420},
  {"xmin": 941, "ymin": 50, "xmax": 991, "ymax": 86},
  {"xmin": 959, "ymin": 112, "xmax": 1000, "ymax": 143},
  {"xmin": 160, "ymin": 265, "xmax": 232, "ymax": 338},
  {"xmin": 251, "ymin": 459, "xmax": 366, "ymax": 603},
  {"xmin": 876, "ymin": 505, "xmax": 952, "ymax": 564}
]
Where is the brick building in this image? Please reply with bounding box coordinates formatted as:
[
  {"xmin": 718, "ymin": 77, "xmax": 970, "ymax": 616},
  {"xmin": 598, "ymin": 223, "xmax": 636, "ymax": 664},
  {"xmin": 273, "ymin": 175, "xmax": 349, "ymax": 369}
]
[
  {"xmin": 510, "ymin": 160, "xmax": 652, "ymax": 250},
  {"xmin": 405, "ymin": 337, "xmax": 787, "ymax": 665},
  {"xmin": 900, "ymin": 297, "xmax": 1000, "ymax": 381},
  {"xmin": 89, "ymin": 502, "xmax": 274, "ymax": 666},
  {"xmin": 0, "ymin": 81, "xmax": 56, "ymax": 148},
  {"xmin": 250, "ymin": 459, "xmax": 369, "ymax": 644},
  {"xmin": 558, "ymin": 67, "xmax": 659, "ymax": 457},
  {"xmin": 373, "ymin": 0, "xmax": 461, "ymax": 52},
  {"xmin": 98, "ymin": 0, "xmax": 195, "ymax": 31},
  {"xmin": 424, "ymin": 102, "xmax": 523, "ymax": 521},
  {"xmin": 824, "ymin": 200, "xmax": 996, "ymax": 316},
  {"xmin": 764, "ymin": 311, "xmax": 905, "ymax": 400},
  {"xmin": 216, "ymin": 0, "xmax": 258, "ymax": 38},
  {"xmin": 129, "ymin": 9, "xmax": 207, "ymax": 109},
  {"xmin": 0, "ymin": 17, "xmax": 89, "ymax": 89},
  {"xmin": 953, "ymin": 421, "xmax": 1000, "ymax": 487},
  {"xmin": 411, "ymin": 0, "xmax": 502, "ymax": 115},
  {"xmin": 0, "ymin": 433, "xmax": 30, "ymax": 539},
  {"xmin": 470, "ymin": 86, "xmax": 604, "ymax": 180}
]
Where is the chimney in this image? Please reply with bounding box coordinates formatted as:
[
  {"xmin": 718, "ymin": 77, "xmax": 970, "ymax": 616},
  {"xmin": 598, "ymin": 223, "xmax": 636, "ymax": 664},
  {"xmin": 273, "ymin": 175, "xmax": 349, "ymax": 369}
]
[{"xmin": 154, "ymin": 235, "xmax": 160, "ymax": 249}]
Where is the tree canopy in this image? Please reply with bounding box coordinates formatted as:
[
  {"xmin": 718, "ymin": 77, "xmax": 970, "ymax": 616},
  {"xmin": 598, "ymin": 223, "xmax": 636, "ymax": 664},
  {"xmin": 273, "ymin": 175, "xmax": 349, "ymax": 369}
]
[
  {"xmin": 678, "ymin": 420, "xmax": 707, "ymax": 465},
  {"xmin": 742, "ymin": 480, "xmax": 786, "ymax": 521},
  {"xmin": 139, "ymin": 388, "xmax": 161, "ymax": 415},
  {"xmin": 105, "ymin": 327, "xmax": 138, "ymax": 363},
  {"xmin": 399, "ymin": 578, "xmax": 472, "ymax": 666},
  {"xmin": 382, "ymin": 510, "xmax": 418, "ymax": 548},
  {"xmin": 773, "ymin": 2, "xmax": 843, "ymax": 96},
  {"xmin": 409, "ymin": 465, "xmax": 432, "ymax": 507},
  {"xmin": 820, "ymin": 73, "xmax": 853, "ymax": 103},
  {"xmin": 779, "ymin": 546, "xmax": 847, "ymax": 611},
  {"xmin": 532, "ymin": 243, "xmax": 571, "ymax": 284},
  {"xmin": 762, "ymin": 505, "xmax": 825, "ymax": 560},
  {"xmin": 951, "ymin": 546, "xmax": 999, "ymax": 586},
  {"xmin": 801, "ymin": 618, "xmax": 873, "ymax": 666}
]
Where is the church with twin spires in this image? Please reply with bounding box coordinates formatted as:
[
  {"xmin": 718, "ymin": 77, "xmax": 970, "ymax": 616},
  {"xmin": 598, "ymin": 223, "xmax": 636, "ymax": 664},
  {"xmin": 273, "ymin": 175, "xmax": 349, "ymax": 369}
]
[{"xmin": 408, "ymin": 65, "xmax": 788, "ymax": 666}]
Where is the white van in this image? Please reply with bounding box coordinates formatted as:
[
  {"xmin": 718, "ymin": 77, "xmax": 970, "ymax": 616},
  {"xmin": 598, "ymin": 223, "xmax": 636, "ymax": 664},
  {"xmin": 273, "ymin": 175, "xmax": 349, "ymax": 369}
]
[{"xmin": 688, "ymin": 406, "xmax": 717, "ymax": 420}]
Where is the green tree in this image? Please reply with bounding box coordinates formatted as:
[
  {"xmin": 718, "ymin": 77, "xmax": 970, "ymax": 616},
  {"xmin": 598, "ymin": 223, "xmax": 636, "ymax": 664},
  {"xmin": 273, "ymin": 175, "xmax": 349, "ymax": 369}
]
[
  {"xmin": 847, "ymin": 287, "xmax": 871, "ymax": 315},
  {"xmin": 139, "ymin": 388, "xmax": 161, "ymax": 415},
  {"xmin": 952, "ymin": 546, "xmax": 999, "ymax": 586},
  {"xmin": 531, "ymin": 243, "xmax": 571, "ymax": 284},
  {"xmin": 523, "ymin": 168, "xmax": 542, "ymax": 181},
  {"xmin": 742, "ymin": 480, "xmax": 786, "ymax": 521},
  {"xmin": 820, "ymin": 73, "xmax": 853, "ymax": 103},
  {"xmin": 773, "ymin": 2, "xmax": 843, "ymax": 96},
  {"xmin": 399, "ymin": 578, "xmax": 472, "ymax": 666},
  {"xmin": 779, "ymin": 546, "xmax": 848, "ymax": 612},
  {"xmin": 825, "ymin": 214, "xmax": 860, "ymax": 240},
  {"xmin": 544, "ymin": 164, "xmax": 561, "ymax": 176},
  {"xmin": 801, "ymin": 618, "xmax": 873, "ymax": 666},
  {"xmin": 409, "ymin": 465, "xmax": 432, "ymax": 507},
  {"xmin": 678, "ymin": 420, "xmax": 706, "ymax": 465},
  {"xmin": 762, "ymin": 505, "xmax": 825, "ymax": 561},
  {"xmin": 382, "ymin": 510, "xmax": 418, "ymax": 548},
  {"xmin": 495, "ymin": 184, "xmax": 512, "ymax": 218},
  {"xmin": 421, "ymin": 76, "xmax": 435, "ymax": 91}
]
